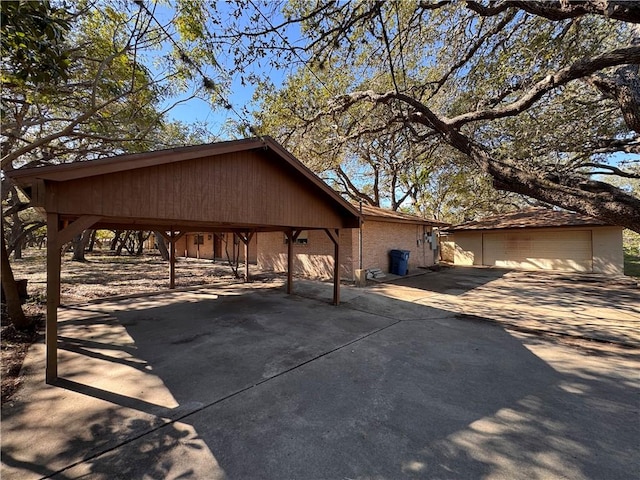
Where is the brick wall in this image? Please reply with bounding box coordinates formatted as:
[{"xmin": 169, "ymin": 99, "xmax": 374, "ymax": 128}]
[
  {"xmin": 257, "ymin": 221, "xmax": 438, "ymax": 280},
  {"xmin": 257, "ymin": 230, "xmax": 355, "ymax": 280},
  {"xmin": 360, "ymin": 221, "xmax": 436, "ymax": 273},
  {"xmin": 175, "ymin": 233, "xmax": 257, "ymax": 262}
]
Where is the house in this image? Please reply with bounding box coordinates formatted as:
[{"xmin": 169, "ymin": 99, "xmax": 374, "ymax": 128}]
[
  {"xmin": 175, "ymin": 232, "xmax": 258, "ymax": 263},
  {"xmin": 441, "ymin": 209, "xmax": 623, "ymax": 274},
  {"xmin": 258, "ymin": 204, "xmax": 449, "ymax": 281}
]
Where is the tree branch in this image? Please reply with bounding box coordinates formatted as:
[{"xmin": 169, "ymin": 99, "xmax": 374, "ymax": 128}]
[
  {"xmin": 449, "ymin": 45, "xmax": 640, "ymax": 127},
  {"xmin": 581, "ymin": 162, "xmax": 640, "ymax": 178},
  {"xmin": 467, "ymin": 1, "xmax": 640, "ymax": 23}
]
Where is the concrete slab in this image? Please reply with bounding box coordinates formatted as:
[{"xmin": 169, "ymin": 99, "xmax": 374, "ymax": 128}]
[
  {"xmin": 388, "ymin": 268, "xmax": 640, "ymax": 347},
  {"xmin": 2, "ymin": 284, "xmax": 396, "ymax": 478},
  {"xmin": 2, "ymin": 271, "xmax": 639, "ymax": 479}
]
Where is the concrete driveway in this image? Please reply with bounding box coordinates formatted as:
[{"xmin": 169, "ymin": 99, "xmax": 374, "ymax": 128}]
[
  {"xmin": 372, "ymin": 267, "xmax": 640, "ymax": 347},
  {"xmin": 2, "ymin": 268, "xmax": 639, "ymax": 479}
]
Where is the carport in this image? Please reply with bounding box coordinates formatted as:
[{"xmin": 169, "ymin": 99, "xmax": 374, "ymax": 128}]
[{"xmin": 8, "ymin": 136, "xmax": 360, "ymax": 383}]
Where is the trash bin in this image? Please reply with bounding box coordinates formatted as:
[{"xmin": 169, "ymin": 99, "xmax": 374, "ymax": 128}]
[{"xmin": 389, "ymin": 249, "xmax": 410, "ymax": 276}]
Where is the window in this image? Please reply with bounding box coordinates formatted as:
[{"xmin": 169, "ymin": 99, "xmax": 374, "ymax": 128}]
[
  {"xmin": 193, "ymin": 234, "xmax": 204, "ymax": 245},
  {"xmin": 284, "ymin": 231, "xmax": 308, "ymax": 245}
]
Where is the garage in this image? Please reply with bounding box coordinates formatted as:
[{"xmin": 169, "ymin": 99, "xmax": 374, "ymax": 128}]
[
  {"xmin": 441, "ymin": 209, "xmax": 624, "ymax": 275},
  {"xmin": 482, "ymin": 229, "xmax": 593, "ymax": 271}
]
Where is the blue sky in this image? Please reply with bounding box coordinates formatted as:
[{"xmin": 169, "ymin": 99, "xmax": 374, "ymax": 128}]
[
  {"xmin": 152, "ymin": 2, "xmax": 299, "ymax": 139},
  {"xmin": 148, "ymin": 2, "xmax": 638, "ymax": 174}
]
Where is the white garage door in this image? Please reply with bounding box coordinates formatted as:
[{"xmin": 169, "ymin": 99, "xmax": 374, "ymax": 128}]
[{"xmin": 482, "ymin": 230, "xmax": 593, "ymax": 272}]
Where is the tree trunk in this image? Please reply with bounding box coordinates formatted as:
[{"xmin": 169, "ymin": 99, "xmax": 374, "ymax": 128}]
[
  {"xmin": 224, "ymin": 233, "xmax": 241, "ymax": 278},
  {"xmin": 7, "ymin": 221, "xmax": 46, "ymax": 256},
  {"xmin": 155, "ymin": 231, "xmax": 170, "ymax": 261},
  {"xmin": 135, "ymin": 231, "xmax": 149, "ymax": 256},
  {"xmin": 115, "ymin": 231, "xmax": 132, "ymax": 255},
  {"xmin": 405, "ymin": 100, "xmax": 640, "ymax": 232},
  {"xmin": 124, "ymin": 231, "xmax": 137, "ymax": 255},
  {"xmin": 1, "ymin": 216, "xmax": 30, "ymax": 329},
  {"xmin": 72, "ymin": 229, "xmax": 92, "ymax": 261},
  {"xmin": 110, "ymin": 230, "xmax": 122, "ymax": 250},
  {"xmin": 11, "ymin": 209, "xmax": 23, "ymax": 260},
  {"xmin": 87, "ymin": 229, "xmax": 98, "ymax": 252}
]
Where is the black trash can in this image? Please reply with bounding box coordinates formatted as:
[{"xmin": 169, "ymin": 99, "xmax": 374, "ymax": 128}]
[{"xmin": 389, "ymin": 249, "xmax": 410, "ymax": 275}]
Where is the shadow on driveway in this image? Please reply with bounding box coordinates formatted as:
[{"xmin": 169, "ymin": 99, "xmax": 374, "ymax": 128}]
[{"xmin": 391, "ymin": 266, "xmax": 510, "ymax": 295}]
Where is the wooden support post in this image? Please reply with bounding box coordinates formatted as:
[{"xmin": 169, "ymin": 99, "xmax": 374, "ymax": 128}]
[
  {"xmin": 158, "ymin": 231, "xmax": 184, "ymax": 289},
  {"xmin": 44, "ymin": 214, "xmax": 100, "ymax": 383},
  {"xmin": 286, "ymin": 231, "xmax": 293, "ymax": 294},
  {"xmin": 244, "ymin": 238, "xmax": 249, "ymax": 282},
  {"xmin": 46, "ymin": 213, "xmax": 61, "ymax": 383},
  {"xmin": 237, "ymin": 231, "xmax": 255, "ymax": 282},
  {"xmin": 169, "ymin": 231, "xmax": 176, "ymax": 289},
  {"xmin": 286, "ymin": 230, "xmax": 302, "ymax": 295},
  {"xmin": 324, "ymin": 228, "xmax": 341, "ymax": 305}
]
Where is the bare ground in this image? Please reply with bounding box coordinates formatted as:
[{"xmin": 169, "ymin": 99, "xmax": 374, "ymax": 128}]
[{"xmin": 2, "ymin": 249, "xmax": 263, "ymax": 403}]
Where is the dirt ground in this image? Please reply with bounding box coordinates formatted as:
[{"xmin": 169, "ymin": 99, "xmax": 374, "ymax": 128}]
[{"xmin": 2, "ymin": 249, "xmax": 257, "ymax": 404}]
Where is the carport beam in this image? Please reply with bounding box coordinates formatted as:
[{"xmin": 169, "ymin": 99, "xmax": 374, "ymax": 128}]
[
  {"xmin": 286, "ymin": 230, "xmax": 302, "ymax": 294},
  {"xmin": 324, "ymin": 228, "xmax": 341, "ymax": 305},
  {"xmin": 46, "ymin": 213, "xmax": 61, "ymax": 383}
]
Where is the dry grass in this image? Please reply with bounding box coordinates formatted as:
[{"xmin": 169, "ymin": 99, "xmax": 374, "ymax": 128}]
[
  {"xmin": 2, "ymin": 248, "xmax": 275, "ymax": 404},
  {"xmin": 11, "ymin": 249, "xmax": 256, "ymax": 304},
  {"xmin": 1, "ymin": 308, "xmax": 42, "ymax": 404}
]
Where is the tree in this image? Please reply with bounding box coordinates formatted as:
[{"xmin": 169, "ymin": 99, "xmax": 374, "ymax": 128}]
[
  {"xmin": 1, "ymin": 0, "xmax": 72, "ymax": 328},
  {"xmin": 216, "ymin": 0, "xmax": 640, "ymax": 230},
  {"xmin": 1, "ymin": 0, "xmax": 223, "ymax": 327}
]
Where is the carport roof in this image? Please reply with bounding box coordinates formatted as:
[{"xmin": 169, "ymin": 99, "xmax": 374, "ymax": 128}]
[
  {"xmin": 445, "ymin": 208, "xmax": 612, "ymax": 232},
  {"xmin": 8, "ymin": 136, "xmax": 361, "ymax": 232}
]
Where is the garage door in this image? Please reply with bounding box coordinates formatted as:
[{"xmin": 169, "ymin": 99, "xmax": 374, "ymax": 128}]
[{"xmin": 482, "ymin": 230, "xmax": 592, "ymax": 272}]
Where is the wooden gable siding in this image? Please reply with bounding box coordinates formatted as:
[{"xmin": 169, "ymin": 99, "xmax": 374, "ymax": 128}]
[{"xmin": 46, "ymin": 149, "xmax": 348, "ymax": 229}]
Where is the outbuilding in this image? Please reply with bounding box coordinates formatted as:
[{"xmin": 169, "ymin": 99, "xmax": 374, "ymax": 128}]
[
  {"xmin": 8, "ymin": 136, "xmax": 360, "ymax": 382},
  {"xmin": 441, "ymin": 209, "xmax": 624, "ymax": 274}
]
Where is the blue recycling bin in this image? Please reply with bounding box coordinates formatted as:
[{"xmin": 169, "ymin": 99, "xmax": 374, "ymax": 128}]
[{"xmin": 389, "ymin": 249, "xmax": 410, "ymax": 275}]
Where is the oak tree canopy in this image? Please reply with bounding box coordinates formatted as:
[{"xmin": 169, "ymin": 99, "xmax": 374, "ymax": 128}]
[{"xmin": 219, "ymin": 0, "xmax": 640, "ymax": 230}]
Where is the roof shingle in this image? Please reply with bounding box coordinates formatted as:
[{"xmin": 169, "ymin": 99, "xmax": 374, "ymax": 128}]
[{"xmin": 446, "ymin": 208, "xmax": 612, "ymax": 231}]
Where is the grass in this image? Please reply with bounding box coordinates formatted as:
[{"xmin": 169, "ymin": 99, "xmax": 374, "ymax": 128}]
[{"xmin": 624, "ymin": 248, "xmax": 640, "ymax": 277}]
